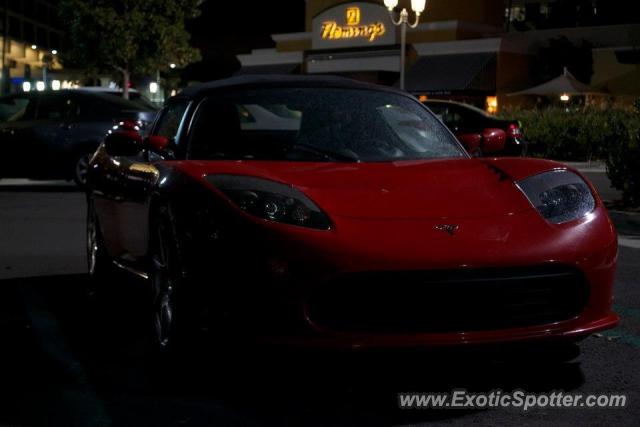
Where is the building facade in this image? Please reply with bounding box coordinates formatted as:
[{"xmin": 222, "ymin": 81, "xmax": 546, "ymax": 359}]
[
  {"xmin": 238, "ymin": 0, "xmax": 640, "ymax": 112},
  {"xmin": 1, "ymin": 0, "xmax": 64, "ymax": 94}
]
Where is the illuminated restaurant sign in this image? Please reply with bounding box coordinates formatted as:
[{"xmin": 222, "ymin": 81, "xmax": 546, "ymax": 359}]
[
  {"xmin": 313, "ymin": 2, "xmax": 396, "ymax": 49},
  {"xmin": 321, "ymin": 7, "xmax": 386, "ymax": 43}
]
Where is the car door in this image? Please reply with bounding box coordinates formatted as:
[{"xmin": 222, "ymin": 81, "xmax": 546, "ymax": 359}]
[
  {"xmin": 0, "ymin": 94, "xmax": 38, "ymax": 178},
  {"xmin": 0, "ymin": 92, "xmax": 83, "ymax": 179},
  {"xmin": 31, "ymin": 92, "xmax": 89, "ymax": 178},
  {"xmin": 96, "ymin": 100, "xmax": 190, "ymax": 263}
]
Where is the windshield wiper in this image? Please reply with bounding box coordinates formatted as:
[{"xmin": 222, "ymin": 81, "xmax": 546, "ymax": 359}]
[{"xmin": 289, "ymin": 143, "xmax": 360, "ymax": 162}]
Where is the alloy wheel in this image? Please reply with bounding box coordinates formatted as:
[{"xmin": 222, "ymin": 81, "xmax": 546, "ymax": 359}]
[
  {"xmin": 75, "ymin": 154, "xmax": 91, "ymax": 186},
  {"xmin": 151, "ymin": 220, "xmax": 177, "ymax": 349},
  {"xmin": 87, "ymin": 207, "xmax": 99, "ymax": 276}
]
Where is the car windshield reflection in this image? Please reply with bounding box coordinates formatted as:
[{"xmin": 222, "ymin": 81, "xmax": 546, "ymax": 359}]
[{"xmin": 188, "ymin": 88, "xmax": 466, "ymax": 162}]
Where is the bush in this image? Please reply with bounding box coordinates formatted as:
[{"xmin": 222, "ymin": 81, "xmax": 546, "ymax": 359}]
[
  {"xmin": 504, "ymin": 107, "xmax": 638, "ymax": 161},
  {"xmin": 503, "ymin": 106, "xmax": 640, "ymax": 206},
  {"xmin": 605, "ymin": 106, "xmax": 640, "ymax": 206}
]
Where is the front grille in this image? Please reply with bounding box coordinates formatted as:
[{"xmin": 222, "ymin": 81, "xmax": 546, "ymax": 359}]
[{"xmin": 306, "ymin": 265, "xmax": 590, "ymax": 334}]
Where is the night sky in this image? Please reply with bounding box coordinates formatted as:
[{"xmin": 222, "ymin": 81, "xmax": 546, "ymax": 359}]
[{"xmin": 186, "ymin": 0, "xmax": 307, "ymax": 80}]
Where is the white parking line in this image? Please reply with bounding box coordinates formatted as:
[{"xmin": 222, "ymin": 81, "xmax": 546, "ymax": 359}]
[
  {"xmin": 619, "ymin": 236, "xmax": 640, "ymax": 249},
  {"xmin": 0, "ymin": 179, "xmax": 73, "ymax": 186}
]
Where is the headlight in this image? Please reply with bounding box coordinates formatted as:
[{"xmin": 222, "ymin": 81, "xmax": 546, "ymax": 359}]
[
  {"xmin": 517, "ymin": 170, "xmax": 595, "ymax": 224},
  {"xmin": 207, "ymin": 175, "xmax": 331, "ymax": 230}
]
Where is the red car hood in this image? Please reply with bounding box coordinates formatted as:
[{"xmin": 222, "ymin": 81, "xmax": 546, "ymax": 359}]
[{"xmin": 175, "ymin": 158, "xmax": 541, "ymax": 220}]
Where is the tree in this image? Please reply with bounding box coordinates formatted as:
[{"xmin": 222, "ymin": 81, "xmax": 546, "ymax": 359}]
[{"xmin": 59, "ymin": 0, "xmax": 203, "ymax": 98}]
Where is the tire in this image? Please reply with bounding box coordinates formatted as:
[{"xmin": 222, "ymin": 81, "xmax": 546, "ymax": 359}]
[
  {"xmin": 148, "ymin": 202, "xmax": 196, "ymax": 353},
  {"xmin": 86, "ymin": 198, "xmax": 114, "ymax": 299},
  {"xmin": 73, "ymin": 153, "xmax": 92, "ymax": 188}
]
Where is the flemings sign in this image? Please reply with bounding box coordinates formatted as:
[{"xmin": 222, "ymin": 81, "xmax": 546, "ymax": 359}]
[{"xmin": 313, "ymin": 2, "xmax": 396, "ymax": 49}]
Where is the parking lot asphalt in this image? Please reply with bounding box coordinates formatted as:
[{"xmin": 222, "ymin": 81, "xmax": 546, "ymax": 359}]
[{"xmin": 0, "ymin": 177, "xmax": 639, "ymax": 426}]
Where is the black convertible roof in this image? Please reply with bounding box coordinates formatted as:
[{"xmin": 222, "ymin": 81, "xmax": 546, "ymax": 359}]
[{"xmin": 177, "ymin": 75, "xmax": 407, "ymax": 99}]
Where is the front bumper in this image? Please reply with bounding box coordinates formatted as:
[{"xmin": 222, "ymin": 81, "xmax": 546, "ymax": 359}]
[
  {"xmin": 261, "ymin": 314, "xmax": 619, "ymax": 349},
  {"xmin": 214, "ymin": 206, "xmax": 619, "ymax": 349}
]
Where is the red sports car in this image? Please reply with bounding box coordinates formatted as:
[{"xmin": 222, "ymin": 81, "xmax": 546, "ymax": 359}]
[{"xmin": 86, "ymin": 76, "xmax": 618, "ymax": 356}]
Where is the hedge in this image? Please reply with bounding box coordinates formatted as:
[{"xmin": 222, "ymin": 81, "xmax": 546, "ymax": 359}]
[{"xmin": 503, "ymin": 105, "xmax": 640, "ymax": 206}]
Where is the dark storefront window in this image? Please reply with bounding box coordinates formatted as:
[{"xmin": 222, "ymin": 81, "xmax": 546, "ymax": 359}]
[{"xmin": 507, "ymin": 0, "xmax": 640, "ymax": 30}]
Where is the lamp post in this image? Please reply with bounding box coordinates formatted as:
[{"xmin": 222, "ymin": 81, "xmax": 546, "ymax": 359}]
[{"xmin": 384, "ymin": 0, "xmax": 427, "ymax": 91}]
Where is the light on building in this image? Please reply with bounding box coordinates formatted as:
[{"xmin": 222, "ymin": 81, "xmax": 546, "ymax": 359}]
[
  {"xmin": 383, "ymin": 0, "xmax": 398, "ymax": 11},
  {"xmin": 61, "ymin": 80, "xmax": 80, "ymax": 89},
  {"xmin": 22, "ymin": 81, "xmax": 32, "ymax": 92},
  {"xmin": 149, "ymin": 81, "xmax": 159, "ymax": 94},
  {"xmin": 560, "ymin": 93, "xmax": 570, "ymax": 102},
  {"xmin": 486, "ymin": 96, "xmax": 498, "ymax": 114},
  {"xmin": 169, "ymin": 63, "xmax": 176, "ymax": 69},
  {"xmin": 36, "ymin": 81, "xmax": 46, "ymax": 91},
  {"xmin": 31, "ymin": 44, "xmax": 37, "ymax": 50},
  {"xmin": 411, "ymin": 0, "xmax": 427, "ymax": 13},
  {"xmin": 170, "ymin": 89, "xmax": 177, "ymax": 97},
  {"xmin": 52, "ymin": 80, "xmax": 61, "ymax": 91},
  {"xmin": 51, "ymin": 49, "xmax": 58, "ymax": 55}
]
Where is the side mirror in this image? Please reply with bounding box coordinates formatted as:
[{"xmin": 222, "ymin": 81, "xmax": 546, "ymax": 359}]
[
  {"xmin": 482, "ymin": 128, "xmax": 507, "ymax": 153},
  {"xmin": 104, "ymin": 130, "xmax": 143, "ymax": 157},
  {"xmin": 145, "ymin": 135, "xmax": 171, "ymax": 152}
]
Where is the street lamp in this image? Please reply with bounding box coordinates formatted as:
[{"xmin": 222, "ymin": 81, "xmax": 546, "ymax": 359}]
[{"xmin": 384, "ymin": 0, "xmax": 427, "ymax": 91}]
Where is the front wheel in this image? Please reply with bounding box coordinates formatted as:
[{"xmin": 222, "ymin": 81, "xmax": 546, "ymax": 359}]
[
  {"xmin": 73, "ymin": 153, "xmax": 92, "ymax": 187},
  {"xmin": 149, "ymin": 203, "xmax": 196, "ymax": 352},
  {"xmin": 86, "ymin": 199, "xmax": 114, "ymax": 298}
]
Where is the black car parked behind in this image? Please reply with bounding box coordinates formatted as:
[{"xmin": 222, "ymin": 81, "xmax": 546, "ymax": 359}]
[
  {"xmin": 0, "ymin": 90, "xmax": 157, "ymax": 186},
  {"xmin": 424, "ymin": 100, "xmax": 526, "ymax": 156}
]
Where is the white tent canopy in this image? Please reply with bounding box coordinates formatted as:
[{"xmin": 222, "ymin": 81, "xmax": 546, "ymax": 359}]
[{"xmin": 509, "ymin": 68, "xmax": 606, "ymax": 96}]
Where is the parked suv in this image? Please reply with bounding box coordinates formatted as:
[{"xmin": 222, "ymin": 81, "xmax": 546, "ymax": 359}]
[{"xmin": 0, "ymin": 90, "xmax": 157, "ymax": 186}]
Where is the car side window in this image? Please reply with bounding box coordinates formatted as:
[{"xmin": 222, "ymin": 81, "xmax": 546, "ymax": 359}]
[
  {"xmin": 436, "ymin": 106, "xmax": 462, "ymax": 130},
  {"xmin": 152, "ymin": 101, "xmax": 189, "ymax": 142},
  {"xmin": 448, "ymin": 105, "xmax": 482, "ymax": 131},
  {"xmin": 36, "ymin": 94, "xmax": 79, "ymax": 120},
  {"xmin": 425, "ymin": 103, "xmax": 446, "ymax": 118},
  {"xmin": 425, "ymin": 104, "xmax": 463, "ymax": 130},
  {"xmin": 0, "ymin": 95, "xmax": 33, "ymax": 122}
]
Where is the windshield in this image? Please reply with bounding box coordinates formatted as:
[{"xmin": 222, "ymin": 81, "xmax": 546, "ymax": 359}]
[
  {"xmin": 119, "ymin": 92, "xmax": 158, "ymax": 110},
  {"xmin": 188, "ymin": 88, "xmax": 466, "ymax": 162}
]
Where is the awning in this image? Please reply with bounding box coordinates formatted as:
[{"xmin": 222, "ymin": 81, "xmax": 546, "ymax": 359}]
[
  {"xmin": 404, "ymin": 52, "xmax": 496, "ymax": 94},
  {"xmin": 234, "ymin": 63, "xmax": 300, "ymax": 76},
  {"xmin": 508, "ymin": 68, "xmax": 606, "ymax": 96}
]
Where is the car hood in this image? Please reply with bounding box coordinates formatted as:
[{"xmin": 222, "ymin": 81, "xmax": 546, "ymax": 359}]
[{"xmin": 175, "ymin": 158, "xmax": 540, "ymax": 220}]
